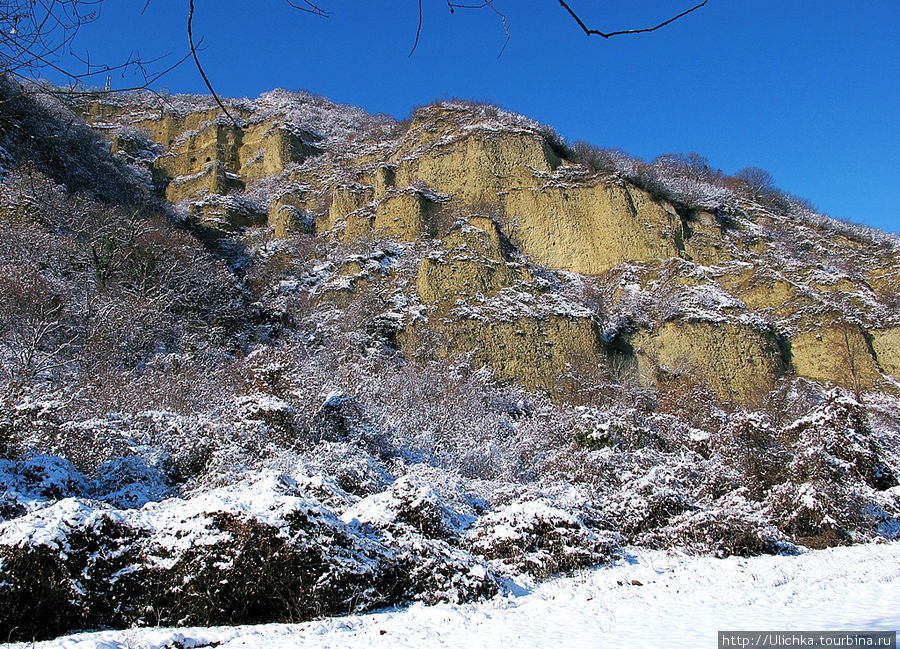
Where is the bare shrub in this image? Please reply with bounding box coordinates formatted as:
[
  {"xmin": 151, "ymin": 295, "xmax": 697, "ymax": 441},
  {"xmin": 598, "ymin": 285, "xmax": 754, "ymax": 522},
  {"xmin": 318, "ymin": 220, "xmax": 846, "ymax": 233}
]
[
  {"xmin": 569, "ymin": 142, "xmax": 634, "ymax": 175},
  {"xmin": 0, "ymin": 544, "xmax": 79, "ymax": 641},
  {"xmin": 627, "ymin": 152, "xmax": 735, "ymax": 211},
  {"xmin": 467, "ymin": 500, "xmax": 619, "ymax": 578},
  {"xmin": 642, "ymin": 498, "xmax": 787, "ymax": 557},
  {"xmin": 0, "ymin": 77, "xmax": 145, "ymax": 203},
  {"xmin": 391, "ymin": 539, "xmax": 500, "ymax": 605},
  {"xmin": 0, "ymin": 165, "xmax": 250, "ymax": 403},
  {"xmin": 153, "ymin": 512, "xmax": 380, "ymax": 625},
  {"xmin": 707, "ymin": 411, "xmax": 789, "ymax": 500},
  {"xmin": 734, "ymin": 166, "xmax": 776, "ymax": 201},
  {"xmin": 0, "ymin": 513, "xmax": 149, "ymax": 641},
  {"xmin": 766, "ymin": 389, "xmax": 899, "ymax": 547}
]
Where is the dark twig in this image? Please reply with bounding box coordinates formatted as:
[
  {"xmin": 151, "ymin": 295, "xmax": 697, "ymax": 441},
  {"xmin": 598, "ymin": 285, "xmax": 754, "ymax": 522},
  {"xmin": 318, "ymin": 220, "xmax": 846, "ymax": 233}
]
[
  {"xmin": 187, "ymin": 0, "xmax": 235, "ymax": 125},
  {"xmin": 284, "ymin": 0, "xmax": 328, "ymax": 17},
  {"xmin": 409, "ymin": 0, "xmax": 424, "ymax": 56},
  {"xmin": 557, "ymin": 0, "xmax": 708, "ymax": 38},
  {"xmin": 414, "ymin": 0, "xmax": 509, "ymax": 57}
]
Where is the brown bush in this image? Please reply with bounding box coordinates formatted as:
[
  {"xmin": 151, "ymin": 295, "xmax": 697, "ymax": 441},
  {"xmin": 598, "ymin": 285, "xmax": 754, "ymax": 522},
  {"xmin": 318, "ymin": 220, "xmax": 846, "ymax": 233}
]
[{"xmin": 468, "ymin": 502, "xmax": 619, "ymax": 579}]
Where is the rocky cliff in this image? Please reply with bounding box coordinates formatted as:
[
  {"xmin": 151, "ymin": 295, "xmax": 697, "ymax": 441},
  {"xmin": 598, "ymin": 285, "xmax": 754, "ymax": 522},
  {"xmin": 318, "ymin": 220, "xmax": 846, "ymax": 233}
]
[
  {"xmin": 3, "ymin": 81, "xmax": 900, "ymax": 641},
  {"xmin": 80, "ymin": 91, "xmax": 900, "ymax": 406}
]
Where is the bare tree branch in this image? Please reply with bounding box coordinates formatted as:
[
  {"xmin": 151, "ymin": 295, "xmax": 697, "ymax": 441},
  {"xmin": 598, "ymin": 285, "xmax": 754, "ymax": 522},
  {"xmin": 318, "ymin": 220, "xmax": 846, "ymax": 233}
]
[
  {"xmin": 2, "ymin": 0, "xmax": 708, "ymax": 105},
  {"xmin": 556, "ymin": 0, "xmax": 709, "ymax": 38},
  {"xmin": 410, "ymin": 0, "xmax": 424, "ymax": 57},
  {"xmin": 412, "ymin": 0, "xmax": 509, "ymax": 56},
  {"xmin": 187, "ymin": 0, "xmax": 235, "ymax": 124},
  {"xmin": 1, "ymin": 0, "xmax": 187, "ymax": 95},
  {"xmin": 284, "ymin": 0, "xmax": 328, "ymax": 17}
]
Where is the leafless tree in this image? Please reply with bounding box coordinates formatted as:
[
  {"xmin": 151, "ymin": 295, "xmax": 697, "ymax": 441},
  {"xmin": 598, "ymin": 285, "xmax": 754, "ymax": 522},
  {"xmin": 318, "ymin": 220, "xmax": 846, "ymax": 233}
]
[
  {"xmin": 734, "ymin": 166, "xmax": 777, "ymax": 202},
  {"xmin": 0, "ymin": 0, "xmax": 189, "ymax": 94},
  {"xmin": 0, "ymin": 271, "xmax": 77, "ymax": 386}
]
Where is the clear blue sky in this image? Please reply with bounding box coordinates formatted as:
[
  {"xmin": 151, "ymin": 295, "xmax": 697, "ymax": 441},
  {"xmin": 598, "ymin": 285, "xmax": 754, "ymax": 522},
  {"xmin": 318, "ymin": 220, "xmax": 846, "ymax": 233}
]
[{"xmin": 52, "ymin": 1, "xmax": 899, "ymax": 233}]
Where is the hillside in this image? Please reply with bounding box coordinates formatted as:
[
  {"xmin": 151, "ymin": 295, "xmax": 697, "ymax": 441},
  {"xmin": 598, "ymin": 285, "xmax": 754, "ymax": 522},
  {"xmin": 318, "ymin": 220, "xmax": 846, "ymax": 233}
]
[{"xmin": 1, "ymin": 77, "xmax": 899, "ymax": 641}]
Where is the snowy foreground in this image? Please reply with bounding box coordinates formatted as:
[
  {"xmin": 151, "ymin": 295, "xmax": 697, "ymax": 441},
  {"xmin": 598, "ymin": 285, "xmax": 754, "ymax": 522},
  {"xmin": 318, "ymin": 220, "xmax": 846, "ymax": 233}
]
[{"xmin": 24, "ymin": 542, "xmax": 900, "ymax": 649}]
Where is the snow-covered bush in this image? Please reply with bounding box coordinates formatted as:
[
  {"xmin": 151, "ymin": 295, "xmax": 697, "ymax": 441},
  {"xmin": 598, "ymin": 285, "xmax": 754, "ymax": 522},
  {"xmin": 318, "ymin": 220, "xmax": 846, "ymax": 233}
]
[
  {"xmin": 781, "ymin": 390, "xmax": 897, "ymax": 491},
  {"xmin": 765, "ymin": 389, "xmax": 899, "ymax": 547},
  {"xmin": 236, "ymin": 392, "xmax": 300, "ymax": 442},
  {"xmin": 338, "ymin": 470, "xmax": 500, "ymax": 603},
  {"xmin": 0, "ymin": 500, "xmax": 149, "ymax": 640},
  {"xmin": 152, "ymin": 509, "xmax": 396, "ymax": 626},
  {"xmin": 467, "ymin": 499, "xmax": 619, "ymax": 578},
  {"xmin": 342, "ymin": 471, "xmax": 476, "ymax": 541},
  {"xmin": 0, "ymin": 471, "xmax": 501, "ymax": 640},
  {"xmin": 91, "ymin": 456, "xmax": 173, "ymax": 508},
  {"xmin": 0, "ymin": 453, "xmax": 173, "ymax": 517},
  {"xmin": 298, "ymin": 441, "xmax": 393, "ymax": 498},
  {"xmin": 640, "ymin": 492, "xmax": 789, "ymax": 557},
  {"xmin": 628, "ymin": 153, "xmax": 737, "ymax": 212},
  {"xmin": 706, "ymin": 411, "xmax": 789, "ymax": 500},
  {"xmin": 612, "ymin": 458, "xmax": 701, "ymax": 538},
  {"xmin": 390, "ymin": 536, "xmax": 500, "ymax": 605},
  {"xmin": 0, "ymin": 454, "xmax": 88, "ymax": 504},
  {"xmin": 0, "ymin": 165, "xmax": 250, "ymax": 407}
]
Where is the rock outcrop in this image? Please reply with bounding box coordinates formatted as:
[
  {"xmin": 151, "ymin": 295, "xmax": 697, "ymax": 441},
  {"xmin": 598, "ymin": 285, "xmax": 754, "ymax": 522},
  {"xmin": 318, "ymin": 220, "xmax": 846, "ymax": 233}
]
[
  {"xmin": 500, "ymin": 183, "xmax": 684, "ymax": 275},
  {"xmin": 82, "ymin": 94, "xmax": 900, "ymax": 406},
  {"xmin": 632, "ymin": 320, "xmax": 786, "ymax": 404}
]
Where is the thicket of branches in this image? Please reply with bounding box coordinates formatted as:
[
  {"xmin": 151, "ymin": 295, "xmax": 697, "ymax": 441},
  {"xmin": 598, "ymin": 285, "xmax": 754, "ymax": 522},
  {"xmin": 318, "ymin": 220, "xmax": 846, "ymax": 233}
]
[
  {"xmin": 1, "ymin": 1, "xmax": 710, "ymax": 95},
  {"xmin": 0, "ymin": 78, "xmax": 251, "ymax": 410}
]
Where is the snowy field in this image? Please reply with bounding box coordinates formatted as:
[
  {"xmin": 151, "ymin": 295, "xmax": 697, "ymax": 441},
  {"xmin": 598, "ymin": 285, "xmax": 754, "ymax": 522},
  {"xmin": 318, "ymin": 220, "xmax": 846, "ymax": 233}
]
[{"xmin": 23, "ymin": 542, "xmax": 900, "ymax": 649}]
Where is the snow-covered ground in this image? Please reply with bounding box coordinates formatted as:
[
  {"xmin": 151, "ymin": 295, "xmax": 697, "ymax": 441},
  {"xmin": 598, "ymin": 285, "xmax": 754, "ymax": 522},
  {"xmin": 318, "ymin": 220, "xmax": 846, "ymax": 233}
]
[{"xmin": 23, "ymin": 542, "xmax": 900, "ymax": 649}]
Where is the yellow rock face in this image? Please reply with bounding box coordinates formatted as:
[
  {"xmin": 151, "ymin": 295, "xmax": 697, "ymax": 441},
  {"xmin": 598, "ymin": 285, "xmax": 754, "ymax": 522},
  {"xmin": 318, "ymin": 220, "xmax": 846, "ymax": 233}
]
[
  {"xmin": 88, "ymin": 101, "xmax": 316, "ymax": 204},
  {"xmin": 128, "ymin": 109, "xmax": 250, "ymax": 150},
  {"xmin": 790, "ymin": 322, "xmax": 882, "ymax": 390},
  {"xmin": 154, "ymin": 123, "xmax": 242, "ymax": 181},
  {"xmin": 373, "ymin": 191, "xmax": 443, "ymax": 241},
  {"xmin": 268, "ymin": 191, "xmax": 315, "ymax": 237},
  {"xmin": 327, "ymin": 186, "xmax": 374, "ymax": 230},
  {"xmin": 633, "ymin": 320, "xmax": 786, "ymax": 404},
  {"xmin": 715, "ymin": 267, "xmax": 807, "ymax": 316},
  {"xmin": 866, "ymin": 264, "xmax": 900, "ymax": 306},
  {"xmin": 405, "ymin": 214, "xmax": 602, "ymax": 392},
  {"xmin": 188, "ymin": 197, "xmax": 266, "ymax": 234},
  {"xmin": 680, "ymin": 209, "xmax": 734, "ymax": 265},
  {"xmin": 404, "ymin": 314, "xmax": 604, "ymax": 392},
  {"xmin": 500, "ymin": 183, "xmax": 684, "ymax": 276},
  {"xmin": 374, "ymin": 166, "xmax": 396, "ymax": 198},
  {"xmin": 85, "ymin": 98, "xmax": 900, "ymax": 402},
  {"xmin": 159, "ymin": 122, "xmax": 313, "ymax": 195},
  {"xmin": 416, "ymin": 218, "xmax": 527, "ymax": 305},
  {"xmin": 327, "ymin": 186, "xmax": 446, "ymax": 242},
  {"xmin": 870, "ymin": 328, "xmax": 900, "ymax": 378},
  {"xmin": 394, "ymin": 130, "xmax": 560, "ymax": 206},
  {"xmin": 442, "ymin": 216, "xmax": 509, "ymax": 259},
  {"xmin": 239, "ymin": 125, "xmax": 314, "ymax": 181},
  {"xmin": 165, "ymin": 163, "xmax": 244, "ymax": 204}
]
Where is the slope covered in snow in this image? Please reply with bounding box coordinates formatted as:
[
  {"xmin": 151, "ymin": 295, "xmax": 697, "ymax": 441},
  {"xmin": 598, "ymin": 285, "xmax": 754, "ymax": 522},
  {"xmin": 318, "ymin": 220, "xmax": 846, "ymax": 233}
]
[
  {"xmin": 2, "ymin": 77, "xmax": 900, "ymax": 642},
  {"xmin": 19, "ymin": 541, "xmax": 900, "ymax": 649}
]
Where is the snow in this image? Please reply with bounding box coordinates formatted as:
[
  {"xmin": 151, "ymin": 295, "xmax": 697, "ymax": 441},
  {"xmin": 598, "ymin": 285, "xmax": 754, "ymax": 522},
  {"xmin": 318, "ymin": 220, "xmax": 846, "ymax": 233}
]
[
  {"xmin": 18, "ymin": 541, "xmax": 900, "ymax": 649},
  {"xmin": 130, "ymin": 471, "xmax": 340, "ymax": 552},
  {"xmin": 0, "ymin": 453, "xmax": 173, "ymax": 515},
  {"xmin": 0, "ymin": 497, "xmax": 110, "ymax": 550}
]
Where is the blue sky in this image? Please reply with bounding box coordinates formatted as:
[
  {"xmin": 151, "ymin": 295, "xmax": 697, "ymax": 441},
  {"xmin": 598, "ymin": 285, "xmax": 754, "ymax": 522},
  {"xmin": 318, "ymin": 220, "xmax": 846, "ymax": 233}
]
[{"xmin": 53, "ymin": 1, "xmax": 899, "ymax": 233}]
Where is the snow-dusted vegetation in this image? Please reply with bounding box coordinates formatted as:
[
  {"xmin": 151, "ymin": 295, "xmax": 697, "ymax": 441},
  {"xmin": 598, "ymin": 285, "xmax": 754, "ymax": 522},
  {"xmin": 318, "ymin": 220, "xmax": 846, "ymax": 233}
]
[
  {"xmin": 1, "ymin": 76, "xmax": 899, "ymax": 642},
  {"xmin": 13, "ymin": 541, "xmax": 900, "ymax": 649}
]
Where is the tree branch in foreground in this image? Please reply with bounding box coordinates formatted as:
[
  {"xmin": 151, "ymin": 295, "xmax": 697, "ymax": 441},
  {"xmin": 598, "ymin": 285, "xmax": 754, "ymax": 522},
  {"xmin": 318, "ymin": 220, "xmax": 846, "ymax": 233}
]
[
  {"xmin": 557, "ymin": 0, "xmax": 709, "ymax": 38},
  {"xmin": 187, "ymin": 0, "xmax": 235, "ymax": 124}
]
